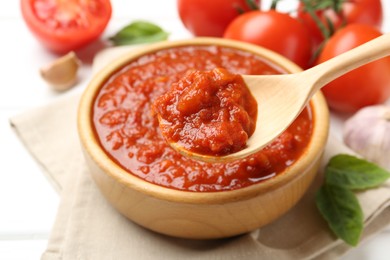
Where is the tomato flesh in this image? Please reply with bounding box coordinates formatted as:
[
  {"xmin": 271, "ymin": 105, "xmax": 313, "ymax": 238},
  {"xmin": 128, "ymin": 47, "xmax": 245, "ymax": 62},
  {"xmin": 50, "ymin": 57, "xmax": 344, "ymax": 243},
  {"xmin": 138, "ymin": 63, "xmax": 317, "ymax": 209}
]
[
  {"xmin": 21, "ymin": 0, "xmax": 112, "ymax": 53},
  {"xmin": 34, "ymin": 0, "xmax": 99, "ymax": 29}
]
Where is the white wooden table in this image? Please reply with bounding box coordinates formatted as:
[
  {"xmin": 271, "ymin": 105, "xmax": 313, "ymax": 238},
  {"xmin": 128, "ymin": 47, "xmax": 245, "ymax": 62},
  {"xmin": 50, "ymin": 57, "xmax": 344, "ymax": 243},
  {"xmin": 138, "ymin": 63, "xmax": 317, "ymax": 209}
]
[{"xmin": 0, "ymin": 1, "xmax": 389, "ymax": 259}]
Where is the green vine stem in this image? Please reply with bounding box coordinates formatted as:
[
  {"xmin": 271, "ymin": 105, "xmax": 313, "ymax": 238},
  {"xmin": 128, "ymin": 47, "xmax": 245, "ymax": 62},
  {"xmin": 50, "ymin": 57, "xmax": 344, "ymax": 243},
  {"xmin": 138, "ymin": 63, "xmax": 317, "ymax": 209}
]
[
  {"xmin": 245, "ymin": 0, "xmax": 259, "ymax": 10},
  {"xmin": 299, "ymin": 0, "xmax": 350, "ymax": 64},
  {"xmin": 270, "ymin": 0, "xmax": 282, "ymax": 10},
  {"xmin": 300, "ymin": 0, "xmax": 332, "ymax": 39}
]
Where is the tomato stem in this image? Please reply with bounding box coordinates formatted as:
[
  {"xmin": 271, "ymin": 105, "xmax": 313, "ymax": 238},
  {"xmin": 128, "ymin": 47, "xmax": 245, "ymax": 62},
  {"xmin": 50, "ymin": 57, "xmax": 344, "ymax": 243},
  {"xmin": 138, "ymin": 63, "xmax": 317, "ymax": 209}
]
[
  {"xmin": 245, "ymin": 0, "xmax": 259, "ymax": 10},
  {"xmin": 309, "ymin": 39, "xmax": 326, "ymax": 65},
  {"xmin": 235, "ymin": 6, "xmax": 245, "ymax": 14},
  {"xmin": 270, "ymin": 0, "xmax": 282, "ymax": 10},
  {"xmin": 300, "ymin": 0, "xmax": 351, "ymax": 64},
  {"xmin": 301, "ymin": 0, "xmax": 332, "ymax": 38},
  {"xmin": 332, "ymin": 0, "xmax": 345, "ymax": 13},
  {"xmin": 300, "ymin": 0, "xmax": 349, "ymax": 38}
]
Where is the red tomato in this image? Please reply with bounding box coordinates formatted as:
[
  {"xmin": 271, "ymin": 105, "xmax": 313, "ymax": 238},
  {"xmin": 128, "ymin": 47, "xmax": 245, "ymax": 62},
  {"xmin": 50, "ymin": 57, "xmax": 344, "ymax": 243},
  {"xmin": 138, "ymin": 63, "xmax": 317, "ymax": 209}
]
[
  {"xmin": 223, "ymin": 10, "xmax": 312, "ymax": 69},
  {"xmin": 298, "ymin": 0, "xmax": 383, "ymax": 50},
  {"xmin": 317, "ymin": 24, "xmax": 390, "ymax": 113},
  {"xmin": 21, "ymin": 0, "xmax": 112, "ymax": 54},
  {"xmin": 177, "ymin": 0, "xmax": 259, "ymax": 37}
]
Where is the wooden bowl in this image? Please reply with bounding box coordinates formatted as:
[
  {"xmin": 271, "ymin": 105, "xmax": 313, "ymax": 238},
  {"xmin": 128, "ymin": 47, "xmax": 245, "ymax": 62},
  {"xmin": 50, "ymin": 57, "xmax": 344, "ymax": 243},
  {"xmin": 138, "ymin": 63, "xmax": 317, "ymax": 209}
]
[{"xmin": 78, "ymin": 38, "xmax": 329, "ymax": 239}]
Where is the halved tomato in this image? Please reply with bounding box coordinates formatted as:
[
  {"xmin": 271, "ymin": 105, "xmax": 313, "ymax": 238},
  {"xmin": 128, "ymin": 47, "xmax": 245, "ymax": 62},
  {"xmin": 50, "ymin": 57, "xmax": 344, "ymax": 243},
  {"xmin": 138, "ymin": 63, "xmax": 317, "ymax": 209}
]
[{"xmin": 21, "ymin": 0, "xmax": 112, "ymax": 54}]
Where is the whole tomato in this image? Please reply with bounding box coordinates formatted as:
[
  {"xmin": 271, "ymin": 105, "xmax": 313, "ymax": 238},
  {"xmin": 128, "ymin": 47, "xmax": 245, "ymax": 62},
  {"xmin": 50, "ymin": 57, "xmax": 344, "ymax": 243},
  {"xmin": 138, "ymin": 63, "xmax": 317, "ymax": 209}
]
[
  {"xmin": 298, "ymin": 0, "xmax": 383, "ymax": 50},
  {"xmin": 177, "ymin": 0, "xmax": 259, "ymax": 37},
  {"xmin": 318, "ymin": 24, "xmax": 390, "ymax": 113},
  {"xmin": 21, "ymin": 0, "xmax": 112, "ymax": 54},
  {"xmin": 224, "ymin": 10, "xmax": 312, "ymax": 69}
]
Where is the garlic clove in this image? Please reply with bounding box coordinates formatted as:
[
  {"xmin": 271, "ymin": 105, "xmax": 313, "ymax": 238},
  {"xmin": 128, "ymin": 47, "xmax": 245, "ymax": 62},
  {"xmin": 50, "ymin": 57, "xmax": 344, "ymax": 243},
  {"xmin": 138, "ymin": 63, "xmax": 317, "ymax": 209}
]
[
  {"xmin": 343, "ymin": 105, "xmax": 390, "ymax": 170},
  {"xmin": 40, "ymin": 52, "xmax": 81, "ymax": 91}
]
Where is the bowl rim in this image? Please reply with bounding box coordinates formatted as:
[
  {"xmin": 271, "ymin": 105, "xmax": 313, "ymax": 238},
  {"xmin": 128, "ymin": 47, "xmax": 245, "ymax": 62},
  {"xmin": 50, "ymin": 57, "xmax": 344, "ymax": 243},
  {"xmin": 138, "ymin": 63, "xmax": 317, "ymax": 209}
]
[{"xmin": 78, "ymin": 37, "xmax": 329, "ymax": 205}]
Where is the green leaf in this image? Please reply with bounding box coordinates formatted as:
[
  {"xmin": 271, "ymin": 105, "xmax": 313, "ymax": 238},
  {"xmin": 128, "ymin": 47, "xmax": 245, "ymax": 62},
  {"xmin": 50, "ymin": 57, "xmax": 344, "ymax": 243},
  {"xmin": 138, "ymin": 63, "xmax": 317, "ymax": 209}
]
[
  {"xmin": 325, "ymin": 154, "xmax": 390, "ymax": 190},
  {"xmin": 109, "ymin": 21, "xmax": 169, "ymax": 46},
  {"xmin": 316, "ymin": 154, "xmax": 389, "ymax": 246},
  {"xmin": 316, "ymin": 185, "xmax": 363, "ymax": 246}
]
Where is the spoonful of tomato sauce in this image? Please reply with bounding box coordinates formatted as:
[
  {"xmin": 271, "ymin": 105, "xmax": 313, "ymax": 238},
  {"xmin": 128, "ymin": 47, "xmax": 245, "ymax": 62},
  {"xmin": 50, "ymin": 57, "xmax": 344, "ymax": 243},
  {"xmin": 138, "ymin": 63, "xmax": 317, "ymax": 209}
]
[{"xmin": 153, "ymin": 34, "xmax": 390, "ymax": 163}]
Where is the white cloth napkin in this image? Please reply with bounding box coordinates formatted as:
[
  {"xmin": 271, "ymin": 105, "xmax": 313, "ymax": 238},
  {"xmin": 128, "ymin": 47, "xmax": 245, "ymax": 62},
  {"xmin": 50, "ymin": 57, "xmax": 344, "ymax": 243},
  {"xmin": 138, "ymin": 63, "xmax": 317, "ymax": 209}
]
[{"xmin": 9, "ymin": 46, "xmax": 390, "ymax": 260}]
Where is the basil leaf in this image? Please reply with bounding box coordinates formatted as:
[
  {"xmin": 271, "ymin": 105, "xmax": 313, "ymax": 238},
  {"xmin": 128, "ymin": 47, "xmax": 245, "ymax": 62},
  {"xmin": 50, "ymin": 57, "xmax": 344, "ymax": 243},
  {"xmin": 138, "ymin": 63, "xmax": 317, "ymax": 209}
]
[
  {"xmin": 316, "ymin": 185, "xmax": 363, "ymax": 246},
  {"xmin": 325, "ymin": 154, "xmax": 390, "ymax": 190},
  {"xmin": 109, "ymin": 21, "xmax": 169, "ymax": 46}
]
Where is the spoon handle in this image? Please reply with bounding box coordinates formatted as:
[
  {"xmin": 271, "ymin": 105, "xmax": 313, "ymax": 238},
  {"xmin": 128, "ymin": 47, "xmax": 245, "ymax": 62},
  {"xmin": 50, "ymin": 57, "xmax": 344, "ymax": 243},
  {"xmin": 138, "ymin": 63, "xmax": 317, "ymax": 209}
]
[{"xmin": 302, "ymin": 33, "xmax": 390, "ymax": 97}]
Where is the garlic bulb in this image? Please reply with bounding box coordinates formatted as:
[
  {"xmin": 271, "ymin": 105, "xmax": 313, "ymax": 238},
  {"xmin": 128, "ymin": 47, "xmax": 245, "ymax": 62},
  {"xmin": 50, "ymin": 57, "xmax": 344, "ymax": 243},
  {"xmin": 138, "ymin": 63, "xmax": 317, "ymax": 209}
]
[
  {"xmin": 343, "ymin": 105, "xmax": 390, "ymax": 170},
  {"xmin": 40, "ymin": 52, "xmax": 81, "ymax": 91}
]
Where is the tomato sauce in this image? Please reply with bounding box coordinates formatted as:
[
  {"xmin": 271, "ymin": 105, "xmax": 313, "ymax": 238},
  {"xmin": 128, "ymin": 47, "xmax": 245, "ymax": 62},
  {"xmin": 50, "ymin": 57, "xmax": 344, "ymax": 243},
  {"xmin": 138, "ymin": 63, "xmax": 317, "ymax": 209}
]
[
  {"xmin": 152, "ymin": 68, "xmax": 257, "ymax": 155},
  {"xmin": 93, "ymin": 45, "xmax": 313, "ymax": 192}
]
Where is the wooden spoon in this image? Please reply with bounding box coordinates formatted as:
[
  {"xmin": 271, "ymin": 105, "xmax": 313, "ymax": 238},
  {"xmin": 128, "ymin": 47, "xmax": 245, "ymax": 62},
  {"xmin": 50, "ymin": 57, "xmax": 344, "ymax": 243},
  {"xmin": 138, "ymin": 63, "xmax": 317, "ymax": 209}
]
[{"xmin": 169, "ymin": 33, "xmax": 390, "ymax": 163}]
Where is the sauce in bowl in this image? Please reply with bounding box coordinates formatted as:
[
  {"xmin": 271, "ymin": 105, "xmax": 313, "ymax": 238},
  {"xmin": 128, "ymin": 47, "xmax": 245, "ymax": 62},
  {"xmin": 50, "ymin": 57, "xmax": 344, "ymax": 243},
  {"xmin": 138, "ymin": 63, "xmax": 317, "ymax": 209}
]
[{"xmin": 92, "ymin": 45, "xmax": 313, "ymax": 192}]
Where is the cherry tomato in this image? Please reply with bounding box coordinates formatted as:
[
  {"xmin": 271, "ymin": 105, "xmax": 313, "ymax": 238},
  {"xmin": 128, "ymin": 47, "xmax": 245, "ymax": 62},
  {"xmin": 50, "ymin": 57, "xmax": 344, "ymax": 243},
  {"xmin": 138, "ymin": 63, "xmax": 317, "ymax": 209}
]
[
  {"xmin": 317, "ymin": 24, "xmax": 390, "ymax": 113},
  {"xmin": 21, "ymin": 0, "xmax": 112, "ymax": 54},
  {"xmin": 177, "ymin": 0, "xmax": 259, "ymax": 37},
  {"xmin": 297, "ymin": 0, "xmax": 383, "ymax": 50},
  {"xmin": 223, "ymin": 10, "xmax": 312, "ymax": 69}
]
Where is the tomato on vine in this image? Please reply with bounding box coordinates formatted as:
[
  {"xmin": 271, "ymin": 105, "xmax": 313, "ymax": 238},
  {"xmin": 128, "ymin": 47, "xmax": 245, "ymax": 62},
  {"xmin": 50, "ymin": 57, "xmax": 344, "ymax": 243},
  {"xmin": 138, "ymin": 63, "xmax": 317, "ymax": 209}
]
[
  {"xmin": 317, "ymin": 24, "xmax": 390, "ymax": 113},
  {"xmin": 297, "ymin": 0, "xmax": 383, "ymax": 51},
  {"xmin": 177, "ymin": 0, "xmax": 260, "ymax": 37},
  {"xmin": 223, "ymin": 10, "xmax": 312, "ymax": 69}
]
